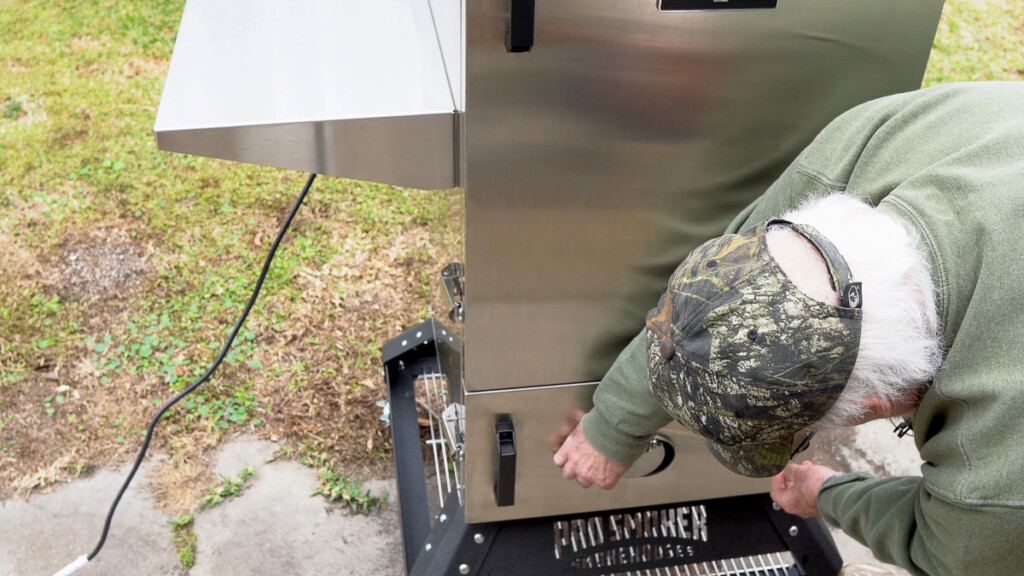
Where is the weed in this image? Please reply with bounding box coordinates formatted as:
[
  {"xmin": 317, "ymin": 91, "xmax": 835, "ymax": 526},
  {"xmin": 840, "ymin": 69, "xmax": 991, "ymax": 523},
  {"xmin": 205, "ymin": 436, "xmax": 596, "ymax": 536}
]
[
  {"xmin": 87, "ymin": 319, "xmax": 198, "ymax": 389},
  {"xmin": 42, "ymin": 394, "xmax": 64, "ymax": 417},
  {"xmin": 2, "ymin": 99, "xmax": 23, "ymax": 120},
  {"xmin": 200, "ymin": 464, "xmax": 257, "ymax": 508},
  {"xmin": 305, "ymin": 453, "xmax": 388, "ymax": 514},
  {"xmin": 2, "ymin": 438, "xmax": 18, "ymax": 459},
  {"xmin": 167, "ymin": 513, "xmax": 197, "ymax": 570},
  {"xmin": 312, "ymin": 467, "xmax": 388, "ymax": 514},
  {"xmin": 180, "ymin": 388, "xmax": 264, "ymax": 430},
  {"xmin": 30, "ymin": 294, "xmax": 61, "ymax": 315}
]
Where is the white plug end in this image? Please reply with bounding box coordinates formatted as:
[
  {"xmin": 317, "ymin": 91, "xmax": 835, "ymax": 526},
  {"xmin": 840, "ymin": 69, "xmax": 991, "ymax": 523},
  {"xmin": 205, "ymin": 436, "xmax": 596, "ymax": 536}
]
[{"xmin": 53, "ymin": 554, "xmax": 89, "ymax": 576}]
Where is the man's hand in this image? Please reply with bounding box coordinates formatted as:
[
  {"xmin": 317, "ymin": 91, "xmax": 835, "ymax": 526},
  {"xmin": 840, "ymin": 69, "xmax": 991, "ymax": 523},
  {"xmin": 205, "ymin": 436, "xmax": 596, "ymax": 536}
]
[
  {"xmin": 770, "ymin": 461, "xmax": 840, "ymax": 518},
  {"xmin": 553, "ymin": 421, "xmax": 632, "ymax": 490}
]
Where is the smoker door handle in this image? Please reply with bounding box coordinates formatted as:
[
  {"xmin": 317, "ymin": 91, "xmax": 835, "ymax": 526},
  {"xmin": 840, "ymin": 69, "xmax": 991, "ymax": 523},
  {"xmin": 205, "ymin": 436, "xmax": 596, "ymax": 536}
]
[
  {"xmin": 495, "ymin": 420, "xmax": 517, "ymax": 506},
  {"xmin": 505, "ymin": 0, "xmax": 535, "ymax": 53}
]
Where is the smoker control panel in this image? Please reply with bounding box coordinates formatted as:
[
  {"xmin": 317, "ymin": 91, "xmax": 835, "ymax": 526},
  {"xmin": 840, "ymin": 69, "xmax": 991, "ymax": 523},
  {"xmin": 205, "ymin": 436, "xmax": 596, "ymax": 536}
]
[{"xmin": 659, "ymin": 0, "xmax": 777, "ymax": 11}]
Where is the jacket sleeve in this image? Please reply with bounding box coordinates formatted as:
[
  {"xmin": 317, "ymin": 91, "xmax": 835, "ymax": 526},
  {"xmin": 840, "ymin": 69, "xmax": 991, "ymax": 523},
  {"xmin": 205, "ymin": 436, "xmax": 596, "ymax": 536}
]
[
  {"xmin": 818, "ymin": 473, "xmax": 1024, "ymax": 576},
  {"xmin": 580, "ymin": 330, "xmax": 674, "ymax": 463}
]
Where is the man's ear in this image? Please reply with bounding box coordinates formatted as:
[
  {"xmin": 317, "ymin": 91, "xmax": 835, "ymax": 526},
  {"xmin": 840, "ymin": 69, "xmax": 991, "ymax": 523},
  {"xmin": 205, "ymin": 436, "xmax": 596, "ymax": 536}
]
[
  {"xmin": 844, "ymin": 395, "xmax": 894, "ymax": 426},
  {"xmin": 861, "ymin": 395, "xmax": 894, "ymax": 418}
]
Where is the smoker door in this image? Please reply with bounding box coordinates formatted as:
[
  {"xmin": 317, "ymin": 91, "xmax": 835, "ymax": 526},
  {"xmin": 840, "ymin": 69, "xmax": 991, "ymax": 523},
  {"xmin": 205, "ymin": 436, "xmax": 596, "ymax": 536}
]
[
  {"xmin": 460, "ymin": 0, "xmax": 943, "ymax": 522},
  {"xmin": 462, "ymin": 0, "xmax": 944, "ymax": 392}
]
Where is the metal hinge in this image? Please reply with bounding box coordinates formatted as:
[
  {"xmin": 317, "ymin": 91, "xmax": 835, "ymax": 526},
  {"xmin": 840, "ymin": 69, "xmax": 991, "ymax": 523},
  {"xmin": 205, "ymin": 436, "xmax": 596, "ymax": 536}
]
[{"xmin": 441, "ymin": 262, "xmax": 465, "ymax": 323}]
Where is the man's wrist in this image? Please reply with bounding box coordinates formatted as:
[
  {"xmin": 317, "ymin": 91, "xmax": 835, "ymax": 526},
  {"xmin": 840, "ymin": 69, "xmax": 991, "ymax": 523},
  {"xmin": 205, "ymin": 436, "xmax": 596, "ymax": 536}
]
[
  {"xmin": 816, "ymin": 472, "xmax": 872, "ymax": 524},
  {"xmin": 580, "ymin": 409, "xmax": 652, "ymax": 463}
]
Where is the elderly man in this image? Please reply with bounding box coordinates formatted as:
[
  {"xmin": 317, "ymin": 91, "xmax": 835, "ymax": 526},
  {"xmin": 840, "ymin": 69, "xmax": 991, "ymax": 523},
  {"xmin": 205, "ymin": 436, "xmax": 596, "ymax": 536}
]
[{"xmin": 553, "ymin": 81, "xmax": 1024, "ymax": 575}]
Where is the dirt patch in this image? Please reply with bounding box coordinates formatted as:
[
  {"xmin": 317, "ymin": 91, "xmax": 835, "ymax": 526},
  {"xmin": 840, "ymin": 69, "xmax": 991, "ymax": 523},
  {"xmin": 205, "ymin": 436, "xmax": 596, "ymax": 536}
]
[
  {"xmin": 70, "ymin": 36, "xmax": 104, "ymax": 54},
  {"xmin": 1, "ymin": 95, "xmax": 44, "ymax": 126},
  {"xmin": 0, "ymin": 375, "xmax": 96, "ymax": 498},
  {"xmin": 0, "ymin": 231, "xmax": 40, "ymax": 278},
  {"xmin": 148, "ymin": 436, "xmax": 219, "ymax": 518},
  {"xmin": 40, "ymin": 227, "xmax": 149, "ymax": 303},
  {"xmin": 122, "ymin": 57, "xmax": 168, "ymax": 79},
  {"xmin": 4, "ymin": 58, "xmax": 29, "ymax": 72}
]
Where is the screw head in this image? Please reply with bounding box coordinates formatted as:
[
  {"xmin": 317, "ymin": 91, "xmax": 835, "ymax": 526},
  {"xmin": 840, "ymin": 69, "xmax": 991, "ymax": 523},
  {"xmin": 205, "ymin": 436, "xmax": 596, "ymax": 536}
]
[
  {"xmin": 473, "ymin": 533, "xmax": 485, "ymax": 544},
  {"xmin": 788, "ymin": 526, "xmax": 799, "ymax": 537},
  {"xmin": 459, "ymin": 564, "xmax": 470, "ymax": 574}
]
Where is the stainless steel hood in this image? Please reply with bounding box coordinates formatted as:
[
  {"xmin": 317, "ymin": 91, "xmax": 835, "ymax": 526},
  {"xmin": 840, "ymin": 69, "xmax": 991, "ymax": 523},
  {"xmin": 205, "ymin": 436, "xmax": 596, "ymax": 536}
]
[{"xmin": 154, "ymin": 0, "xmax": 462, "ymax": 190}]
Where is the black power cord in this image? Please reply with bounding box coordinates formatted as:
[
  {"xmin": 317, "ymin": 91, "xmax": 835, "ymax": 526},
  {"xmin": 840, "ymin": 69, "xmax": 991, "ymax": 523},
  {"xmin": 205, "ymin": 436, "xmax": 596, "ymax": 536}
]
[{"xmin": 54, "ymin": 173, "xmax": 317, "ymax": 575}]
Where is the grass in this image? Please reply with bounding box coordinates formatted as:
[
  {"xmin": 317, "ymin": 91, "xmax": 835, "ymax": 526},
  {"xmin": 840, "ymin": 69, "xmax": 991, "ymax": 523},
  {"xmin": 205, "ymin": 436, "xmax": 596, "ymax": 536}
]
[{"xmin": 923, "ymin": 0, "xmax": 1024, "ymax": 85}]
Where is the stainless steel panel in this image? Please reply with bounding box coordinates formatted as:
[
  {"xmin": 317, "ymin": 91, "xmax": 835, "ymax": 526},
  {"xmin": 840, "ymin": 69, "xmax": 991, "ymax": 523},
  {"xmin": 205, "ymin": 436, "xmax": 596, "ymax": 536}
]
[
  {"xmin": 156, "ymin": 114, "xmax": 457, "ymax": 191},
  {"xmin": 463, "ymin": 0, "xmax": 944, "ymax": 391},
  {"xmin": 154, "ymin": 0, "xmax": 460, "ymax": 189},
  {"xmin": 464, "ymin": 383, "xmax": 776, "ymax": 523}
]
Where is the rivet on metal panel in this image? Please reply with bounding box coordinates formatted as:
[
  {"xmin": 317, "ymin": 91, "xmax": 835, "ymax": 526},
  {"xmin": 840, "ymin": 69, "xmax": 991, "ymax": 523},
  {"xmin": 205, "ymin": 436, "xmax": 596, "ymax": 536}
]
[
  {"xmin": 473, "ymin": 533, "xmax": 485, "ymax": 544},
  {"xmin": 788, "ymin": 526, "xmax": 799, "ymax": 537},
  {"xmin": 459, "ymin": 564, "xmax": 470, "ymax": 575}
]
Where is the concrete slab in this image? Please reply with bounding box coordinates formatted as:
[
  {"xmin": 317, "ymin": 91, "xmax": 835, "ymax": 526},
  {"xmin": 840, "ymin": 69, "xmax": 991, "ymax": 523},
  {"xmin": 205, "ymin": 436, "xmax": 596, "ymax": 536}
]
[
  {"xmin": 1, "ymin": 438, "xmax": 403, "ymax": 576},
  {"xmin": 189, "ymin": 437, "xmax": 402, "ymax": 576},
  {"xmin": 0, "ymin": 463, "xmax": 180, "ymax": 576}
]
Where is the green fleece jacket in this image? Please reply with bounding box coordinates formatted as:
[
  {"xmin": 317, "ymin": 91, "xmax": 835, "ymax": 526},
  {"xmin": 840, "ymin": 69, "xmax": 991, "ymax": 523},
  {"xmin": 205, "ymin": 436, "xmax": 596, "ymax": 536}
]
[{"xmin": 581, "ymin": 82, "xmax": 1024, "ymax": 575}]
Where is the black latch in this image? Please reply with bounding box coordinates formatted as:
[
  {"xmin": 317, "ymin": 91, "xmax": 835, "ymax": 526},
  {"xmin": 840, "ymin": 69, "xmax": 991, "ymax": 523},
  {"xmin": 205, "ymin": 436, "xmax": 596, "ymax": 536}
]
[
  {"xmin": 495, "ymin": 419, "xmax": 517, "ymax": 507},
  {"xmin": 506, "ymin": 0, "xmax": 535, "ymax": 53}
]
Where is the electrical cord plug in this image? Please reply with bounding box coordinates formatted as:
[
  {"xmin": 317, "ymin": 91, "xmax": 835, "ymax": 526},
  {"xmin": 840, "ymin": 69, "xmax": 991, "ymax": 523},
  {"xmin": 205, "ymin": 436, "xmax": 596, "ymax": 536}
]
[{"xmin": 52, "ymin": 555, "xmax": 88, "ymax": 576}]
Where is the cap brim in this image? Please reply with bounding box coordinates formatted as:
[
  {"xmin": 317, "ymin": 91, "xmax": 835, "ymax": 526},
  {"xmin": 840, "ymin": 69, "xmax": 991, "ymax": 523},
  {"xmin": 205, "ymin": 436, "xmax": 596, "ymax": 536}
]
[{"xmin": 705, "ymin": 438, "xmax": 790, "ymax": 478}]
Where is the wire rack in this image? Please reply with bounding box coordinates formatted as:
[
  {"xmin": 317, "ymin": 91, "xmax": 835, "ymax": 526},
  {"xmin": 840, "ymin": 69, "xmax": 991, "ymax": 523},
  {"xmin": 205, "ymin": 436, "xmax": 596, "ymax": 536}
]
[
  {"xmin": 594, "ymin": 552, "xmax": 795, "ymax": 576},
  {"xmin": 419, "ymin": 370, "xmax": 464, "ymax": 508}
]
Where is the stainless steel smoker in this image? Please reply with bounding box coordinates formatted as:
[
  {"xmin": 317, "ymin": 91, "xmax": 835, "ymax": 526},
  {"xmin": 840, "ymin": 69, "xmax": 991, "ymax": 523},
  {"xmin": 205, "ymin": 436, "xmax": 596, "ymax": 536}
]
[{"xmin": 155, "ymin": 1, "xmax": 944, "ymax": 573}]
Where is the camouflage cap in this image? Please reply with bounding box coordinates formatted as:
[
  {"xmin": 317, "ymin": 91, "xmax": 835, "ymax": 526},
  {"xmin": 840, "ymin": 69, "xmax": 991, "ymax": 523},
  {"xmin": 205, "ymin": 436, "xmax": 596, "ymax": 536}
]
[{"xmin": 646, "ymin": 220, "xmax": 862, "ymax": 477}]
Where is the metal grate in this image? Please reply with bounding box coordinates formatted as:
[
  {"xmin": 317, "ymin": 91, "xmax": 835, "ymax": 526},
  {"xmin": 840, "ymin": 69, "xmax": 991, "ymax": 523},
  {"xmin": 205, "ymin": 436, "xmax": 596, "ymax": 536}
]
[
  {"xmin": 597, "ymin": 552, "xmax": 795, "ymax": 576},
  {"xmin": 420, "ymin": 371, "xmax": 464, "ymax": 507}
]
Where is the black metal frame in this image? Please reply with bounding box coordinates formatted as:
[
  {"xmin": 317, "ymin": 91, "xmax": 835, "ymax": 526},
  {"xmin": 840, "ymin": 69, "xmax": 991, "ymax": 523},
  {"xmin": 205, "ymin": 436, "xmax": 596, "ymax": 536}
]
[{"xmin": 384, "ymin": 320, "xmax": 842, "ymax": 575}]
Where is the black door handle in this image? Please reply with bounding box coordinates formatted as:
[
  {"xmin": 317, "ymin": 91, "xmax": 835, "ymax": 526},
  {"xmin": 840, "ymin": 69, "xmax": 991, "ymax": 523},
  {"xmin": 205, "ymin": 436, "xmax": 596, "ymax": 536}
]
[
  {"xmin": 495, "ymin": 419, "xmax": 517, "ymax": 506},
  {"xmin": 506, "ymin": 0, "xmax": 535, "ymax": 53}
]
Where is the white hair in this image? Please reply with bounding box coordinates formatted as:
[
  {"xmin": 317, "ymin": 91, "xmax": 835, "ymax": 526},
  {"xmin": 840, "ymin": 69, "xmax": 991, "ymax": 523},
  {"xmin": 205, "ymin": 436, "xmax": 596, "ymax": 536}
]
[{"xmin": 781, "ymin": 193, "xmax": 944, "ymax": 428}]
